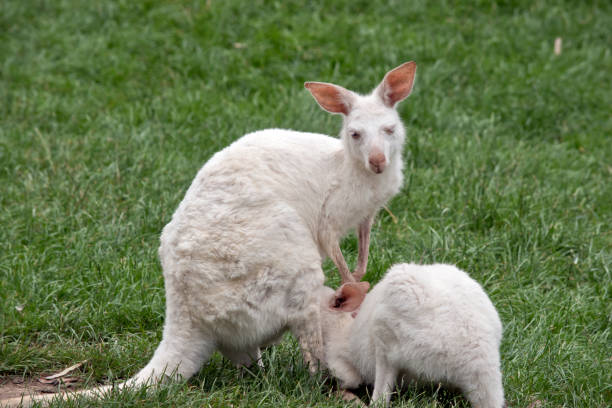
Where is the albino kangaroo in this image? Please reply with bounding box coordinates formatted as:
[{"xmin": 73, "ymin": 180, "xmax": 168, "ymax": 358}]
[
  {"xmin": 2, "ymin": 63, "xmax": 416, "ymax": 407},
  {"xmin": 320, "ymin": 263, "xmax": 504, "ymax": 408}
]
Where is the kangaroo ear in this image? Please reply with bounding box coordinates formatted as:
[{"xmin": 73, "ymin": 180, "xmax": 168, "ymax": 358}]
[
  {"xmin": 376, "ymin": 61, "xmax": 417, "ymax": 108},
  {"xmin": 330, "ymin": 282, "xmax": 370, "ymax": 312},
  {"xmin": 305, "ymin": 82, "xmax": 355, "ymax": 115}
]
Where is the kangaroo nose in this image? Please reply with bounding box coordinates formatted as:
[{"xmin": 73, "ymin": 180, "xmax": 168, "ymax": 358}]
[{"xmin": 368, "ymin": 151, "xmax": 387, "ymax": 174}]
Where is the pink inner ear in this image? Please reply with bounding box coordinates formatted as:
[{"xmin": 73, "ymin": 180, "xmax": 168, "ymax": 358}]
[
  {"xmin": 380, "ymin": 61, "xmax": 417, "ymax": 107},
  {"xmin": 332, "ymin": 282, "xmax": 369, "ymax": 312},
  {"xmin": 305, "ymin": 82, "xmax": 351, "ymax": 115}
]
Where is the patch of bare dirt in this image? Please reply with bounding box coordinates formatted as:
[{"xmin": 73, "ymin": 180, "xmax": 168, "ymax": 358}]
[{"xmin": 0, "ymin": 375, "xmax": 82, "ymax": 401}]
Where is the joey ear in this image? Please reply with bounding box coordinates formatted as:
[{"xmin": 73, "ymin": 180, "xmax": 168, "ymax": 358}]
[
  {"xmin": 376, "ymin": 61, "xmax": 417, "ymax": 108},
  {"xmin": 330, "ymin": 282, "xmax": 370, "ymax": 312},
  {"xmin": 304, "ymin": 82, "xmax": 354, "ymax": 115}
]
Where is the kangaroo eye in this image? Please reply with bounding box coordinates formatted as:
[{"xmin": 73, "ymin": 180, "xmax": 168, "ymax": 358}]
[
  {"xmin": 350, "ymin": 131, "xmax": 361, "ymax": 140},
  {"xmin": 383, "ymin": 126, "xmax": 395, "ymax": 135}
]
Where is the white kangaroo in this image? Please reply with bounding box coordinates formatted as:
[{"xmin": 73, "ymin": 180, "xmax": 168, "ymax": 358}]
[
  {"xmin": 1, "ymin": 62, "xmax": 416, "ymax": 407},
  {"xmin": 320, "ymin": 263, "xmax": 505, "ymax": 408}
]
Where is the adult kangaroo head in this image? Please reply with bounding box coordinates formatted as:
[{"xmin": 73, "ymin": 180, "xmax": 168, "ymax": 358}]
[{"xmin": 305, "ymin": 61, "xmax": 417, "ymax": 175}]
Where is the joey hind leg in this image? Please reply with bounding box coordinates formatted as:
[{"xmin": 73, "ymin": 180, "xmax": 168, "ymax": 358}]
[
  {"xmin": 460, "ymin": 372, "xmax": 505, "ymax": 408},
  {"xmin": 370, "ymin": 354, "xmax": 397, "ymax": 407}
]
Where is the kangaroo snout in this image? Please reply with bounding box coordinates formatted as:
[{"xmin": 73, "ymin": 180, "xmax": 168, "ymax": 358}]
[{"xmin": 368, "ymin": 151, "xmax": 387, "ymax": 174}]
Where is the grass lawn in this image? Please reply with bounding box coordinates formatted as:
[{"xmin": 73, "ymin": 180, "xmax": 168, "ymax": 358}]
[{"xmin": 1, "ymin": 0, "xmax": 610, "ymax": 406}]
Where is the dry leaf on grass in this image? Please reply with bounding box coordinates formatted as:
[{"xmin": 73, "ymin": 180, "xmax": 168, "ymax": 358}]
[
  {"xmin": 383, "ymin": 205, "xmax": 398, "ymax": 223},
  {"xmin": 38, "ymin": 377, "xmax": 79, "ymax": 385},
  {"xmin": 41, "ymin": 360, "xmax": 87, "ymax": 381}
]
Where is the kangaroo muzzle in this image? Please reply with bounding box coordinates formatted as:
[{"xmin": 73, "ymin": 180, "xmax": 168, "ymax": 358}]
[{"xmin": 368, "ymin": 150, "xmax": 387, "ymax": 174}]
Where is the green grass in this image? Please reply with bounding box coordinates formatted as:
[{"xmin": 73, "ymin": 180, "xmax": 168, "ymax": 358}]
[{"xmin": 1, "ymin": 0, "xmax": 611, "ymax": 406}]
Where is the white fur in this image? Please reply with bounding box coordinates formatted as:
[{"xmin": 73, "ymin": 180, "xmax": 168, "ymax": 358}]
[
  {"xmin": 130, "ymin": 64, "xmax": 413, "ymax": 385},
  {"xmin": 0, "ymin": 64, "xmax": 417, "ymax": 408},
  {"xmin": 320, "ymin": 263, "xmax": 504, "ymax": 408}
]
